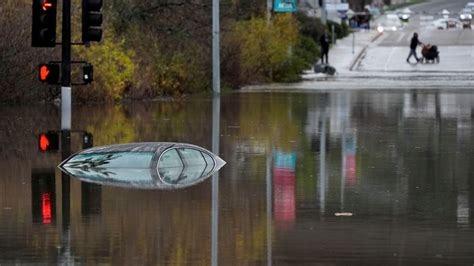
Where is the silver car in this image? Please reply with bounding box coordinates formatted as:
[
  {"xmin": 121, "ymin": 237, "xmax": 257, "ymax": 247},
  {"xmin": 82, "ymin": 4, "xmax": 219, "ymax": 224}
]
[{"xmin": 59, "ymin": 142, "xmax": 226, "ymax": 189}]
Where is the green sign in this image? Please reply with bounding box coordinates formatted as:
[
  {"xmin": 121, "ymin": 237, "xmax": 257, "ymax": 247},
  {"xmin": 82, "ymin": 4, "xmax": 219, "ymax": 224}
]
[{"xmin": 274, "ymin": 0, "xmax": 297, "ymax": 12}]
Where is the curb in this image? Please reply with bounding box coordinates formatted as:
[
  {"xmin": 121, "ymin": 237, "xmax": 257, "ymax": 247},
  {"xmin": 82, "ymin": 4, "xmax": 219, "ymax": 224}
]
[{"xmin": 349, "ymin": 31, "xmax": 383, "ymax": 71}]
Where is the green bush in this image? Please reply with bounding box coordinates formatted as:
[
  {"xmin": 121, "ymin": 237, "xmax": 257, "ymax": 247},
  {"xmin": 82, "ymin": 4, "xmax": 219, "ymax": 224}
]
[
  {"xmin": 295, "ymin": 12, "xmax": 326, "ymax": 43},
  {"xmin": 326, "ymin": 20, "xmax": 350, "ymax": 39},
  {"xmin": 294, "ymin": 36, "xmax": 320, "ymax": 69},
  {"xmin": 233, "ymin": 13, "xmax": 299, "ymax": 83},
  {"xmin": 272, "ymin": 35, "xmax": 320, "ymax": 83},
  {"xmin": 74, "ymin": 38, "xmax": 136, "ymax": 101}
]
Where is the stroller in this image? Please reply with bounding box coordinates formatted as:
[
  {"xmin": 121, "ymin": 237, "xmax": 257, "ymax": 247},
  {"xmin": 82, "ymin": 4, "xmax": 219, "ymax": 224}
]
[{"xmin": 420, "ymin": 44, "xmax": 440, "ymax": 63}]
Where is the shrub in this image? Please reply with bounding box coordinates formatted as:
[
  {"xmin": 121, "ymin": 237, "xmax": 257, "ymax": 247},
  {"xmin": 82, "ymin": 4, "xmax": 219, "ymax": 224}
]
[
  {"xmin": 295, "ymin": 12, "xmax": 326, "ymax": 43},
  {"xmin": 74, "ymin": 38, "xmax": 136, "ymax": 101},
  {"xmin": 233, "ymin": 13, "xmax": 299, "ymax": 83},
  {"xmin": 326, "ymin": 20, "xmax": 350, "ymax": 39}
]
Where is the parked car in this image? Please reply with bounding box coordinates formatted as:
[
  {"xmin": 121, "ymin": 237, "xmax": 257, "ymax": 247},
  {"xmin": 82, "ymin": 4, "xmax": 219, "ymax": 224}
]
[
  {"xmin": 398, "ymin": 8, "xmax": 412, "ymax": 22},
  {"xmin": 459, "ymin": 8, "xmax": 473, "ymax": 29},
  {"xmin": 465, "ymin": 2, "xmax": 474, "ymax": 12},
  {"xmin": 376, "ymin": 14, "xmax": 403, "ymax": 32},
  {"xmin": 431, "ymin": 18, "xmax": 462, "ymax": 30}
]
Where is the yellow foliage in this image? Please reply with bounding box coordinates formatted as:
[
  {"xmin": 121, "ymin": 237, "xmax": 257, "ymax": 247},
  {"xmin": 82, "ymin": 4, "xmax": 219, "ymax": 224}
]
[
  {"xmin": 155, "ymin": 53, "xmax": 190, "ymax": 97},
  {"xmin": 76, "ymin": 37, "xmax": 136, "ymax": 100},
  {"xmin": 234, "ymin": 13, "xmax": 299, "ymax": 81}
]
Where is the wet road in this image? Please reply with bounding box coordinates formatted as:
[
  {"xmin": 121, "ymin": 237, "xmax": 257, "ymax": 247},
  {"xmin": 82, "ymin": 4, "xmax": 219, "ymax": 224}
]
[
  {"xmin": 357, "ymin": 0, "xmax": 474, "ymax": 73},
  {"xmin": 1, "ymin": 91, "xmax": 473, "ymax": 264}
]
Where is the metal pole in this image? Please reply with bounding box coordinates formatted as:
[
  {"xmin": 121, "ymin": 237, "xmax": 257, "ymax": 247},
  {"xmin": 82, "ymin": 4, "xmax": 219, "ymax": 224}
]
[
  {"xmin": 352, "ymin": 32, "xmax": 355, "ymax": 54},
  {"xmin": 319, "ymin": 99, "xmax": 327, "ymax": 215},
  {"xmin": 212, "ymin": 0, "xmax": 220, "ymax": 94},
  {"xmin": 267, "ymin": 0, "xmax": 273, "ymax": 22},
  {"xmin": 211, "ymin": 94, "xmax": 220, "ymax": 266},
  {"xmin": 321, "ymin": 0, "xmax": 327, "ymax": 24},
  {"xmin": 331, "ymin": 24, "xmax": 335, "ymax": 45},
  {"xmin": 61, "ymin": 0, "xmax": 71, "ymax": 130},
  {"xmin": 59, "ymin": 2, "xmax": 72, "ymax": 262}
]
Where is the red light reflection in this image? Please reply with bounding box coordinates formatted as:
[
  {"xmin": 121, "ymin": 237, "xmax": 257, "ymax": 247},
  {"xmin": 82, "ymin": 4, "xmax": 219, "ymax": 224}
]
[
  {"xmin": 42, "ymin": 0, "xmax": 53, "ymax": 11},
  {"xmin": 42, "ymin": 192, "xmax": 52, "ymax": 224}
]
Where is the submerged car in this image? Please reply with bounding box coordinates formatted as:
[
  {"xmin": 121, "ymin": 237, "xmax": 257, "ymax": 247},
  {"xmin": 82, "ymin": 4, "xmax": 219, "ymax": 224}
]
[{"xmin": 59, "ymin": 142, "xmax": 226, "ymax": 189}]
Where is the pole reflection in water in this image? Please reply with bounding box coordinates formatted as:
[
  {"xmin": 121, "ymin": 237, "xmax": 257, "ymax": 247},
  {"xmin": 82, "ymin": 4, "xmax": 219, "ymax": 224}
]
[
  {"xmin": 81, "ymin": 183, "xmax": 102, "ymax": 219},
  {"xmin": 340, "ymin": 94, "xmax": 347, "ymax": 212},
  {"xmin": 59, "ymin": 130, "xmax": 72, "ymax": 264},
  {"xmin": 80, "ymin": 132, "xmax": 101, "ymax": 220},
  {"xmin": 266, "ymin": 153, "xmax": 272, "ymax": 266},
  {"xmin": 211, "ymin": 94, "xmax": 220, "ymax": 266},
  {"xmin": 319, "ymin": 95, "xmax": 327, "ymax": 215}
]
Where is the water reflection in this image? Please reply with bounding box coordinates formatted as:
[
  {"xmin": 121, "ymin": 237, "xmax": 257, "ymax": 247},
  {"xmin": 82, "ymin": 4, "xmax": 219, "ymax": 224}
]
[
  {"xmin": 1, "ymin": 90, "xmax": 474, "ymax": 264},
  {"xmin": 272, "ymin": 150, "xmax": 296, "ymax": 229},
  {"xmin": 31, "ymin": 169, "xmax": 56, "ymax": 225}
]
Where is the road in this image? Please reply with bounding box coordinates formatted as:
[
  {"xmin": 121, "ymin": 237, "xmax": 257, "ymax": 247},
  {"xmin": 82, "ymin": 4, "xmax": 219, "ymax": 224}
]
[
  {"xmin": 408, "ymin": 0, "xmax": 469, "ymax": 14},
  {"xmin": 358, "ymin": 0, "xmax": 474, "ymax": 73}
]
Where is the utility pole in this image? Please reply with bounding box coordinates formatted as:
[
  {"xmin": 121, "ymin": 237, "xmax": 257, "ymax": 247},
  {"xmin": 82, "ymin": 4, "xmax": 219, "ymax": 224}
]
[
  {"xmin": 212, "ymin": 0, "xmax": 220, "ymax": 94},
  {"xmin": 61, "ymin": 0, "xmax": 71, "ymax": 131},
  {"xmin": 321, "ymin": 0, "xmax": 327, "ymax": 24},
  {"xmin": 267, "ymin": 0, "xmax": 273, "ymax": 22}
]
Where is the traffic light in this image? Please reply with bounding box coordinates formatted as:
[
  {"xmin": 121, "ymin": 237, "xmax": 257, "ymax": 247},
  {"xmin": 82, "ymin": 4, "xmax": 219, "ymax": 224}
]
[
  {"xmin": 82, "ymin": 0, "xmax": 103, "ymax": 43},
  {"xmin": 38, "ymin": 63, "xmax": 60, "ymax": 84},
  {"xmin": 83, "ymin": 64, "xmax": 93, "ymax": 84},
  {"xmin": 32, "ymin": 0, "xmax": 57, "ymax": 47},
  {"xmin": 82, "ymin": 131, "xmax": 94, "ymax": 149},
  {"xmin": 38, "ymin": 131, "xmax": 60, "ymax": 152}
]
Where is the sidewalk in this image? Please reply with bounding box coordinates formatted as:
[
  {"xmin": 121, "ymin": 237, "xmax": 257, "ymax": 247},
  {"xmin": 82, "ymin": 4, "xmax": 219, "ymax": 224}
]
[{"xmin": 302, "ymin": 30, "xmax": 382, "ymax": 78}]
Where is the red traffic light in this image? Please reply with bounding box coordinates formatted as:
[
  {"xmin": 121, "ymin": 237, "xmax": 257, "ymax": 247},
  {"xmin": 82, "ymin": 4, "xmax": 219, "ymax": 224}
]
[
  {"xmin": 38, "ymin": 131, "xmax": 59, "ymax": 152},
  {"xmin": 42, "ymin": 0, "xmax": 54, "ymax": 11},
  {"xmin": 38, "ymin": 63, "xmax": 60, "ymax": 84},
  {"xmin": 40, "ymin": 65, "xmax": 50, "ymax": 81},
  {"xmin": 32, "ymin": 0, "xmax": 57, "ymax": 47}
]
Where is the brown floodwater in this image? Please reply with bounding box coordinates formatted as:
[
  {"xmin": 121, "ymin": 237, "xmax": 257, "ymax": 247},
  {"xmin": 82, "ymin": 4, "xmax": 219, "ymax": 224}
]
[{"xmin": 0, "ymin": 90, "xmax": 473, "ymax": 265}]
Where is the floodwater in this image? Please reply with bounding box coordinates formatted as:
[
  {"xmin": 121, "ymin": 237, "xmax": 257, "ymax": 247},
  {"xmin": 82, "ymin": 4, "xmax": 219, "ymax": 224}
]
[{"xmin": 0, "ymin": 90, "xmax": 473, "ymax": 265}]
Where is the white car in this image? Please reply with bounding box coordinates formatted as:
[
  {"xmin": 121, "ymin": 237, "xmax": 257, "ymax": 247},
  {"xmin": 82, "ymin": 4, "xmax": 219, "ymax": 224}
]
[
  {"xmin": 465, "ymin": 2, "xmax": 474, "ymax": 12},
  {"xmin": 376, "ymin": 14, "xmax": 403, "ymax": 32},
  {"xmin": 431, "ymin": 18, "xmax": 462, "ymax": 30}
]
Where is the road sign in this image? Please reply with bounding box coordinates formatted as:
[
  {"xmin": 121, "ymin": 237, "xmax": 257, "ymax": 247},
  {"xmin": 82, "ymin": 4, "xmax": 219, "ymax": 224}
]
[{"xmin": 274, "ymin": 0, "xmax": 296, "ymax": 12}]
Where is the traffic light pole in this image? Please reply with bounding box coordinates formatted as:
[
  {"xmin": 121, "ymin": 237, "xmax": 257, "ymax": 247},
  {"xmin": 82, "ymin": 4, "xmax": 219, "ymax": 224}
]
[
  {"xmin": 212, "ymin": 0, "xmax": 220, "ymax": 95},
  {"xmin": 61, "ymin": 0, "xmax": 71, "ymax": 131}
]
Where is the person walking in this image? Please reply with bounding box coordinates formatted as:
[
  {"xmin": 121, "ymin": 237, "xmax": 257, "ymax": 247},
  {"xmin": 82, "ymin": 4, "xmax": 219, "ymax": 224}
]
[
  {"xmin": 320, "ymin": 31, "xmax": 330, "ymax": 64},
  {"xmin": 407, "ymin": 32, "xmax": 422, "ymax": 63}
]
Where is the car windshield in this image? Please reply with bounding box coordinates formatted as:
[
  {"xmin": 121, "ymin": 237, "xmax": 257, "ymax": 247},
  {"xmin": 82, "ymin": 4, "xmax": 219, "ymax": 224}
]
[{"xmin": 157, "ymin": 148, "xmax": 216, "ymax": 185}]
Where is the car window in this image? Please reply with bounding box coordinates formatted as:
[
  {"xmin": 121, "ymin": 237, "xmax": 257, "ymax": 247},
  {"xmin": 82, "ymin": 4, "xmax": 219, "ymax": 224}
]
[
  {"xmin": 201, "ymin": 151, "xmax": 215, "ymax": 176},
  {"xmin": 178, "ymin": 148, "xmax": 206, "ymax": 166},
  {"xmin": 68, "ymin": 152, "xmax": 154, "ymax": 168},
  {"xmin": 158, "ymin": 149, "xmax": 183, "ymax": 168},
  {"xmin": 157, "ymin": 148, "xmax": 217, "ymax": 185},
  {"xmin": 158, "ymin": 149, "xmax": 184, "ymax": 183}
]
